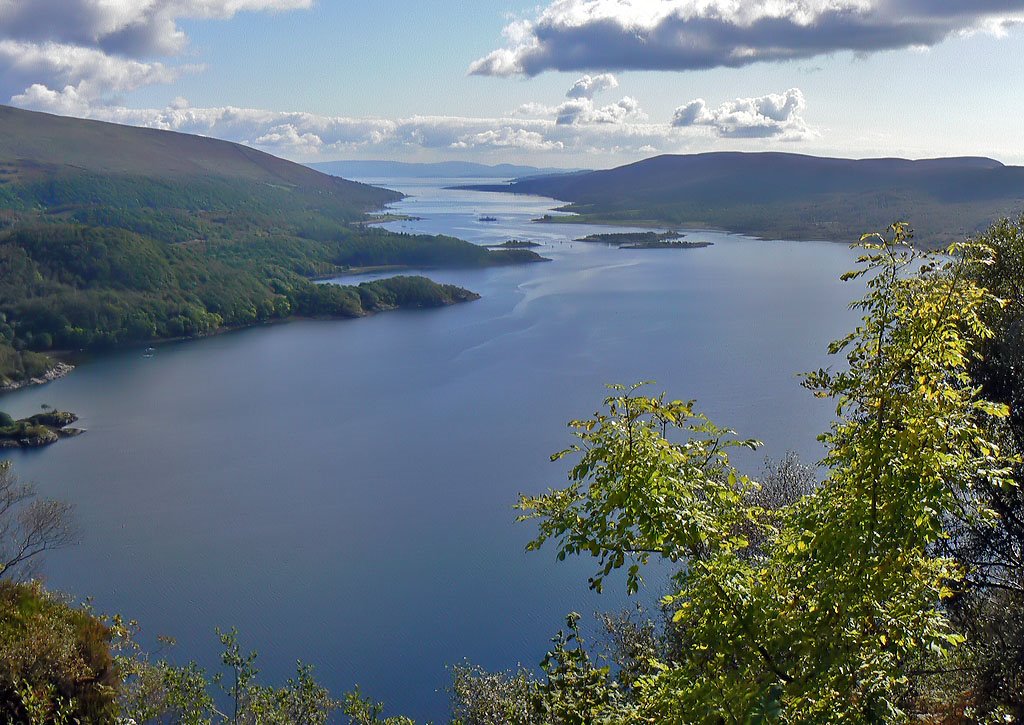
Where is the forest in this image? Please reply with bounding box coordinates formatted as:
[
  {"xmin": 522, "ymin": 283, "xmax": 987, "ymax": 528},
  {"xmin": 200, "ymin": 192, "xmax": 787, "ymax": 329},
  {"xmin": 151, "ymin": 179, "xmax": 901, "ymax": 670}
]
[{"xmin": 0, "ymin": 173, "xmax": 542, "ymax": 386}]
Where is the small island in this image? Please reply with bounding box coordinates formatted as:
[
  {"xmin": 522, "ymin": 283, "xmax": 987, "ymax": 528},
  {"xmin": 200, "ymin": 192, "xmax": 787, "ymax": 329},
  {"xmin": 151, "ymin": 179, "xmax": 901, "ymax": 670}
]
[
  {"xmin": 360, "ymin": 213, "xmax": 423, "ymax": 226},
  {"xmin": 0, "ymin": 409, "xmax": 83, "ymax": 449},
  {"xmin": 484, "ymin": 239, "xmax": 542, "ymax": 249},
  {"xmin": 575, "ymin": 231, "xmax": 685, "ymax": 244},
  {"xmin": 620, "ymin": 240, "xmax": 713, "ymax": 250}
]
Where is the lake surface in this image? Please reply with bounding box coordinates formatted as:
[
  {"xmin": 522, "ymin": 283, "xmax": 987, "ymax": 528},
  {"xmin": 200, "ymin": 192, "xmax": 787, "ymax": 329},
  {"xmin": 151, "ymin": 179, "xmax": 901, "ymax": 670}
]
[{"xmin": 1, "ymin": 178, "xmax": 863, "ymax": 720}]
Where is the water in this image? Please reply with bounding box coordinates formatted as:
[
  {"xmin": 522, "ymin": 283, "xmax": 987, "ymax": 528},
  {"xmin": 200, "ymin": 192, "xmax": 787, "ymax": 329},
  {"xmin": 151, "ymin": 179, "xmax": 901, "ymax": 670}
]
[{"xmin": 1, "ymin": 178, "xmax": 862, "ymax": 721}]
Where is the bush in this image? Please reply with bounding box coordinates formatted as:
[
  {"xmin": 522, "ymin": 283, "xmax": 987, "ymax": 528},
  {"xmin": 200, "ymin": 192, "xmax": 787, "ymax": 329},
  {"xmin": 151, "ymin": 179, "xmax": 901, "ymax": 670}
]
[{"xmin": 0, "ymin": 581, "xmax": 118, "ymax": 723}]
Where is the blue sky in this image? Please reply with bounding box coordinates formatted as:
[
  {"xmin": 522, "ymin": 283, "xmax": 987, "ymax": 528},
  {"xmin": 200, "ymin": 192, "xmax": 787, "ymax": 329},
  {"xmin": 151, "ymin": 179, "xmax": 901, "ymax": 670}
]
[{"xmin": 2, "ymin": 1, "xmax": 1024, "ymax": 167}]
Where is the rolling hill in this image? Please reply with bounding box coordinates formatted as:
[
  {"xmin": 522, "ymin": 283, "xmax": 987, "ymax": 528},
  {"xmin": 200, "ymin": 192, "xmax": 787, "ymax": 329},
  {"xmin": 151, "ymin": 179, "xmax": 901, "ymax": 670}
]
[
  {"xmin": 0, "ymin": 105, "xmax": 388, "ymax": 198},
  {"xmin": 464, "ymin": 152, "xmax": 1024, "ymax": 244}
]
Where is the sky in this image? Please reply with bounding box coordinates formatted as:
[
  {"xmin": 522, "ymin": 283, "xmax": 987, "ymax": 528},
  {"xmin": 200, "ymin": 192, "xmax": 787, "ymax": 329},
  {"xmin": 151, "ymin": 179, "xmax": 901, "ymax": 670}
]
[{"xmin": 2, "ymin": 0, "xmax": 1024, "ymax": 168}]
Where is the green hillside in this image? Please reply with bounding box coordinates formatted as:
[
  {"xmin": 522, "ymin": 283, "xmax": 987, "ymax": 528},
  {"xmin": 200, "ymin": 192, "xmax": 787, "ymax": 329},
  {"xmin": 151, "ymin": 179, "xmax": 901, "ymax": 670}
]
[
  {"xmin": 465, "ymin": 152, "xmax": 1024, "ymax": 244},
  {"xmin": 0, "ymin": 106, "xmax": 543, "ymax": 386}
]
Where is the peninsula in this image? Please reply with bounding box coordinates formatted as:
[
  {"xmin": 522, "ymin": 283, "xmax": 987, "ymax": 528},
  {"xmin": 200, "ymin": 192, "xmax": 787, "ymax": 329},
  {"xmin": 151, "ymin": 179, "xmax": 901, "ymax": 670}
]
[
  {"xmin": 0, "ymin": 106, "xmax": 545, "ymax": 389},
  {"xmin": 461, "ymin": 152, "xmax": 1024, "ymax": 245}
]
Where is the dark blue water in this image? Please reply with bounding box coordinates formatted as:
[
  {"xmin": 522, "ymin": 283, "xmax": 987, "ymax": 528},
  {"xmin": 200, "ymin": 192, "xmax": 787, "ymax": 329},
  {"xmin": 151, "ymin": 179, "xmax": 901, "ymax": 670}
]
[{"xmin": 1, "ymin": 178, "xmax": 861, "ymax": 720}]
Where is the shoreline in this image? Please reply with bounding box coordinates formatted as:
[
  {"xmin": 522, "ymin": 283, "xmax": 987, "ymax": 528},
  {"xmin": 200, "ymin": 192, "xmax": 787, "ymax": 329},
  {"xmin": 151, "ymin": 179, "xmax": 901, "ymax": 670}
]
[
  {"xmin": 0, "ymin": 361, "xmax": 75, "ymax": 394},
  {"xmin": 0, "ymin": 292, "xmax": 482, "ymax": 396},
  {"xmin": 532, "ymin": 212, "xmax": 838, "ymax": 244}
]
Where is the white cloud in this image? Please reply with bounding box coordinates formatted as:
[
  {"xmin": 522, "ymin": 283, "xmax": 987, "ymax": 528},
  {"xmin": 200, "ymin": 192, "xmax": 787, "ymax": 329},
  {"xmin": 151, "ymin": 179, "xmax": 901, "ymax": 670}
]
[
  {"xmin": 671, "ymin": 88, "xmax": 815, "ymax": 140},
  {"xmin": 0, "ymin": 1, "xmax": 313, "ymax": 56},
  {"xmin": 566, "ymin": 73, "xmax": 619, "ymax": 99},
  {"xmin": 556, "ymin": 95, "xmax": 646, "ymax": 125},
  {"xmin": 470, "ymin": 0, "xmax": 1024, "ymax": 76},
  {"xmin": 36, "ymin": 87, "xmax": 817, "ymax": 162},
  {"xmin": 452, "ymin": 127, "xmax": 564, "ymax": 151},
  {"xmin": 0, "ymin": 0, "xmax": 310, "ymax": 109},
  {"xmin": 0, "ymin": 39, "xmax": 185, "ymax": 112},
  {"xmin": 513, "ymin": 101, "xmax": 558, "ymax": 117},
  {"xmin": 42, "ymin": 99, "xmax": 680, "ymax": 160}
]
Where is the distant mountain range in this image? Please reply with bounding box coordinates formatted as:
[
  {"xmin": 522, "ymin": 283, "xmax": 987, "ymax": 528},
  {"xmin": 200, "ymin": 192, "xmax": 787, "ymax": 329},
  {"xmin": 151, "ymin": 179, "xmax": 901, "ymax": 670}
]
[
  {"xmin": 463, "ymin": 152, "xmax": 1024, "ymax": 244},
  {"xmin": 309, "ymin": 159, "xmax": 586, "ymax": 179}
]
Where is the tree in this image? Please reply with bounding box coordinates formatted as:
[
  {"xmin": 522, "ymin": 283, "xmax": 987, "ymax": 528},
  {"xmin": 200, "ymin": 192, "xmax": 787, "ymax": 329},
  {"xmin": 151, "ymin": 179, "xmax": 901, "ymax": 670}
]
[
  {"xmin": 0, "ymin": 460, "xmax": 76, "ymax": 580},
  {"xmin": 518, "ymin": 224, "xmax": 1012, "ymax": 720},
  {"xmin": 938, "ymin": 214, "xmax": 1024, "ymax": 717},
  {"xmin": 117, "ymin": 627, "xmax": 345, "ymax": 725}
]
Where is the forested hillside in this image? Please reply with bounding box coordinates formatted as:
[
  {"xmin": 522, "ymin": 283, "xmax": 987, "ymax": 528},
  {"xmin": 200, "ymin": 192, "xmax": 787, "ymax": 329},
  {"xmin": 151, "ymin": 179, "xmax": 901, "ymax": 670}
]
[
  {"xmin": 466, "ymin": 152, "xmax": 1024, "ymax": 244},
  {"xmin": 0, "ymin": 106, "xmax": 542, "ymax": 385}
]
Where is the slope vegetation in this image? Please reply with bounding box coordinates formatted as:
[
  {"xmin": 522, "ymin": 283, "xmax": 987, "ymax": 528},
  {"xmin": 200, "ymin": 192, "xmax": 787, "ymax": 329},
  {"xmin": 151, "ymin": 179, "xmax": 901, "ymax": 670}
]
[
  {"xmin": 0, "ymin": 107, "xmax": 542, "ymax": 384},
  {"xmin": 471, "ymin": 152, "xmax": 1024, "ymax": 244}
]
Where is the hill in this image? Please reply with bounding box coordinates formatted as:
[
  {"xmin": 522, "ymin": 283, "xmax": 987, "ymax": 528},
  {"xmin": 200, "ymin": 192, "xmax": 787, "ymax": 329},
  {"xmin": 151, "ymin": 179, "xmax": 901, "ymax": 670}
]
[
  {"xmin": 463, "ymin": 152, "xmax": 1024, "ymax": 244},
  {"xmin": 0, "ymin": 105, "xmax": 394, "ymax": 212},
  {"xmin": 0, "ymin": 107, "xmax": 544, "ymax": 387},
  {"xmin": 310, "ymin": 159, "xmax": 584, "ymax": 180}
]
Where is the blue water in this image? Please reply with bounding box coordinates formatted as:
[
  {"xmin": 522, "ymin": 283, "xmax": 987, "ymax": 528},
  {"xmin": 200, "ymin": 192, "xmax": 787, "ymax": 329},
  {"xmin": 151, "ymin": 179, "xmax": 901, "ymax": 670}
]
[{"xmin": 1, "ymin": 178, "xmax": 862, "ymax": 721}]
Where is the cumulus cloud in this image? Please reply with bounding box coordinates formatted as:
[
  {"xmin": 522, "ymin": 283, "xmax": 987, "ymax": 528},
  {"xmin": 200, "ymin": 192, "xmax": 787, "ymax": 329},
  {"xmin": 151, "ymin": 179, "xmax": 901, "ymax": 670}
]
[
  {"xmin": 566, "ymin": 73, "xmax": 619, "ymax": 99},
  {"xmin": 0, "ymin": 0, "xmax": 312, "ymax": 56},
  {"xmin": 0, "ymin": 39, "xmax": 186, "ymax": 113},
  {"xmin": 671, "ymin": 88, "xmax": 814, "ymax": 140},
  {"xmin": 0, "ymin": 0, "xmax": 310, "ymax": 108},
  {"xmin": 42, "ymin": 84, "xmax": 817, "ymax": 162},
  {"xmin": 452, "ymin": 127, "xmax": 564, "ymax": 151},
  {"xmin": 556, "ymin": 95, "xmax": 646, "ymax": 125},
  {"xmin": 469, "ymin": 0, "xmax": 1024, "ymax": 76},
  {"xmin": 515, "ymin": 76, "xmax": 644, "ymax": 126},
  {"xmin": 45, "ymin": 99, "xmax": 692, "ymax": 161}
]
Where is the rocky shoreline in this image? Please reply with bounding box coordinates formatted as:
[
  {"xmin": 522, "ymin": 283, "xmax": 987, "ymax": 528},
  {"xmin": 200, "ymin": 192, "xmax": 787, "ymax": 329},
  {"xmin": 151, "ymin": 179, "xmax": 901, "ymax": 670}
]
[
  {"xmin": 1, "ymin": 361, "xmax": 75, "ymax": 393},
  {"xmin": 0, "ymin": 410, "xmax": 83, "ymax": 449}
]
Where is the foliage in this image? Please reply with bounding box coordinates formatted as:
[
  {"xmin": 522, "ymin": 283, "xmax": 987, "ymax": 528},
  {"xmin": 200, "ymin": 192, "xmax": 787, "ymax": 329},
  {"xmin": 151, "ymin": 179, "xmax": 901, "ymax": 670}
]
[
  {"xmin": 0, "ymin": 340, "xmax": 54, "ymax": 387},
  {"xmin": 0, "ymin": 221, "xmax": 491, "ymax": 353},
  {"xmin": 939, "ymin": 214, "xmax": 1024, "ymax": 718},
  {"xmin": 517, "ymin": 224, "xmax": 1013, "ymax": 720},
  {"xmin": 341, "ymin": 687, "xmax": 415, "ymax": 725},
  {"xmin": 0, "ymin": 580, "xmax": 118, "ymax": 724},
  {"xmin": 450, "ymin": 664, "xmax": 537, "ymax": 725},
  {"xmin": 117, "ymin": 627, "xmax": 342, "ymax": 725},
  {"xmin": 531, "ymin": 613, "xmax": 618, "ymax": 724},
  {"xmin": 0, "ymin": 165, "xmax": 542, "ymax": 369}
]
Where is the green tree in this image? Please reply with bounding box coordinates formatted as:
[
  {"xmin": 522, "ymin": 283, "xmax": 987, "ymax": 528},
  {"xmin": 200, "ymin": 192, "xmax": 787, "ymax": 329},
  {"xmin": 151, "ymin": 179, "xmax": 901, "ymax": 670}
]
[
  {"xmin": 939, "ymin": 214, "xmax": 1024, "ymax": 717},
  {"xmin": 518, "ymin": 224, "xmax": 1013, "ymax": 721}
]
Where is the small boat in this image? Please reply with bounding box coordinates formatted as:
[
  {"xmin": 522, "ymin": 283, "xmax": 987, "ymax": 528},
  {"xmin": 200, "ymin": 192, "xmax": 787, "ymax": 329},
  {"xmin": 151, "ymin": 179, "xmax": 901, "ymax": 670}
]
[
  {"xmin": 142, "ymin": 347, "xmax": 156, "ymax": 358},
  {"xmin": 478, "ymin": 215, "xmax": 498, "ymax": 222}
]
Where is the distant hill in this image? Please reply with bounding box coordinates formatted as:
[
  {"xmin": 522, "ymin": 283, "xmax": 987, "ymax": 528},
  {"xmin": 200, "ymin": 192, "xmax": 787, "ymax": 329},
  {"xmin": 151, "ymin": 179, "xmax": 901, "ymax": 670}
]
[
  {"xmin": 310, "ymin": 159, "xmax": 585, "ymax": 180},
  {"xmin": 0, "ymin": 105, "xmax": 393, "ymax": 206},
  {"xmin": 463, "ymin": 152, "xmax": 1024, "ymax": 244},
  {"xmin": 0, "ymin": 106, "xmax": 544, "ymax": 384}
]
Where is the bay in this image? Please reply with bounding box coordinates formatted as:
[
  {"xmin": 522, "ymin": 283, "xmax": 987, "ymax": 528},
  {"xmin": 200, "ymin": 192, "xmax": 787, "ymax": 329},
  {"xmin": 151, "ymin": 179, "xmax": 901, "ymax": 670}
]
[{"xmin": 1, "ymin": 177, "xmax": 862, "ymax": 720}]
